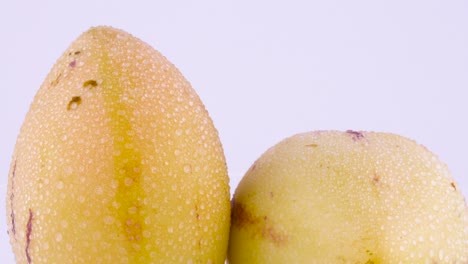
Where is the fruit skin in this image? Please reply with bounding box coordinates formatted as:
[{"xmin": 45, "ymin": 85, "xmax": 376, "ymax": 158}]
[
  {"xmin": 228, "ymin": 130, "xmax": 468, "ymax": 263},
  {"xmin": 6, "ymin": 26, "xmax": 230, "ymax": 264}
]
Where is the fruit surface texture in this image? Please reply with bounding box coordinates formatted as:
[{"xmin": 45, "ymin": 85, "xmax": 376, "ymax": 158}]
[
  {"xmin": 228, "ymin": 130, "xmax": 468, "ymax": 263},
  {"xmin": 7, "ymin": 26, "xmax": 230, "ymax": 263}
]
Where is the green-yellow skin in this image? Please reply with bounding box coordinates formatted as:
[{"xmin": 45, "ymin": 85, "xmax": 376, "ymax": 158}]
[
  {"xmin": 228, "ymin": 130, "xmax": 468, "ymax": 263},
  {"xmin": 7, "ymin": 26, "xmax": 230, "ymax": 264}
]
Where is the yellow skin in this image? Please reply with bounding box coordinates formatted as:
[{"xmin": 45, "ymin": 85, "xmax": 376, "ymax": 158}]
[
  {"xmin": 7, "ymin": 26, "xmax": 230, "ymax": 264},
  {"xmin": 228, "ymin": 130, "xmax": 468, "ymax": 263}
]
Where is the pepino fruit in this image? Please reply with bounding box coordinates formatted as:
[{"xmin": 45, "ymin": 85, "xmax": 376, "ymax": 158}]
[
  {"xmin": 6, "ymin": 26, "xmax": 230, "ymax": 264},
  {"xmin": 228, "ymin": 130, "xmax": 468, "ymax": 263}
]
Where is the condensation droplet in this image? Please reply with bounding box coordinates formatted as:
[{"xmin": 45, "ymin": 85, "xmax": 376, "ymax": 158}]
[
  {"xmin": 56, "ymin": 233, "xmax": 63, "ymax": 242},
  {"xmin": 128, "ymin": 207, "xmax": 137, "ymax": 214},
  {"xmin": 93, "ymin": 231, "xmax": 101, "ymax": 240},
  {"xmin": 56, "ymin": 181, "xmax": 64, "ymax": 189},
  {"xmin": 124, "ymin": 177, "xmax": 134, "ymax": 186},
  {"xmin": 184, "ymin": 164, "xmax": 192, "ymax": 174},
  {"xmin": 111, "ymin": 179, "xmax": 119, "ymax": 189},
  {"xmin": 95, "ymin": 186, "xmax": 103, "ymax": 195},
  {"xmin": 144, "ymin": 216, "xmax": 151, "ymax": 225},
  {"xmin": 104, "ymin": 216, "xmax": 115, "ymax": 225}
]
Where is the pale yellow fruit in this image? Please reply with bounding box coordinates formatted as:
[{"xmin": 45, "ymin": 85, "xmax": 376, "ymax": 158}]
[
  {"xmin": 228, "ymin": 130, "xmax": 468, "ymax": 263},
  {"xmin": 7, "ymin": 26, "xmax": 230, "ymax": 264}
]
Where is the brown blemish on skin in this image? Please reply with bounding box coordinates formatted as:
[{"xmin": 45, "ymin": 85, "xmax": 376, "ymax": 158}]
[
  {"xmin": 26, "ymin": 209, "xmax": 33, "ymax": 264},
  {"xmin": 67, "ymin": 96, "xmax": 82, "ymax": 110},
  {"xmin": 305, "ymin": 143, "xmax": 318, "ymax": 147},
  {"xmin": 232, "ymin": 202, "xmax": 258, "ymax": 230},
  {"xmin": 10, "ymin": 160, "xmax": 17, "ymax": 238},
  {"xmin": 372, "ymin": 173, "xmax": 380, "ymax": 184},
  {"xmin": 50, "ymin": 73, "xmax": 62, "ymax": 87},
  {"xmin": 69, "ymin": 50, "xmax": 81, "ymax": 56},
  {"xmin": 451, "ymin": 182, "xmax": 457, "ymax": 190},
  {"xmin": 195, "ymin": 205, "xmax": 200, "ymax": 220},
  {"xmin": 231, "ymin": 201, "xmax": 288, "ymax": 246},
  {"xmin": 247, "ymin": 163, "xmax": 257, "ymax": 174},
  {"xmin": 230, "ymin": 197, "xmax": 235, "ymax": 210},
  {"xmin": 346, "ymin": 130, "xmax": 364, "ymax": 141},
  {"xmin": 83, "ymin": 79, "xmax": 98, "ymax": 88}
]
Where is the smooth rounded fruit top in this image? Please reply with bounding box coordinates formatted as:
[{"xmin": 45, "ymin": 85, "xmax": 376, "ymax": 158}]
[{"xmin": 229, "ymin": 130, "xmax": 468, "ymax": 263}]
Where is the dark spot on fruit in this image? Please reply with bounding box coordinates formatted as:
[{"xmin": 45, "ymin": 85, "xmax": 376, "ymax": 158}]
[
  {"xmin": 195, "ymin": 205, "xmax": 200, "ymax": 220},
  {"xmin": 232, "ymin": 201, "xmax": 288, "ymax": 246},
  {"xmin": 346, "ymin": 130, "xmax": 364, "ymax": 141},
  {"xmin": 69, "ymin": 50, "xmax": 81, "ymax": 56},
  {"xmin": 26, "ymin": 209, "xmax": 33, "ymax": 264},
  {"xmin": 69, "ymin": 60, "xmax": 76, "ymax": 68},
  {"xmin": 10, "ymin": 161, "xmax": 17, "ymax": 238},
  {"xmin": 270, "ymin": 192, "xmax": 274, "ymax": 198},
  {"xmin": 67, "ymin": 96, "xmax": 82, "ymax": 110},
  {"xmin": 50, "ymin": 73, "xmax": 62, "ymax": 87},
  {"xmin": 305, "ymin": 143, "xmax": 318, "ymax": 147},
  {"xmin": 372, "ymin": 173, "xmax": 380, "ymax": 184},
  {"xmin": 231, "ymin": 202, "xmax": 258, "ymax": 229},
  {"xmin": 83, "ymin": 79, "xmax": 98, "ymax": 88},
  {"xmin": 248, "ymin": 163, "xmax": 257, "ymax": 173},
  {"xmin": 450, "ymin": 182, "xmax": 457, "ymax": 190}
]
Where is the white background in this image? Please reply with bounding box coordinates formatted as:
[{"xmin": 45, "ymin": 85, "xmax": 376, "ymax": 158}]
[{"xmin": 1, "ymin": 0, "xmax": 467, "ymax": 262}]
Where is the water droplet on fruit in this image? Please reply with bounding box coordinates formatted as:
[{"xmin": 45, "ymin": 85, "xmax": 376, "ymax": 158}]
[
  {"xmin": 128, "ymin": 207, "xmax": 137, "ymax": 214},
  {"xmin": 124, "ymin": 177, "xmax": 134, "ymax": 186},
  {"xmin": 184, "ymin": 164, "xmax": 192, "ymax": 174},
  {"xmin": 104, "ymin": 216, "xmax": 115, "ymax": 225}
]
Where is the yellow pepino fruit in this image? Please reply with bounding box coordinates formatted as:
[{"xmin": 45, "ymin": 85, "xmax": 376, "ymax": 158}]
[
  {"xmin": 7, "ymin": 26, "xmax": 230, "ymax": 264},
  {"xmin": 229, "ymin": 130, "xmax": 468, "ymax": 263}
]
